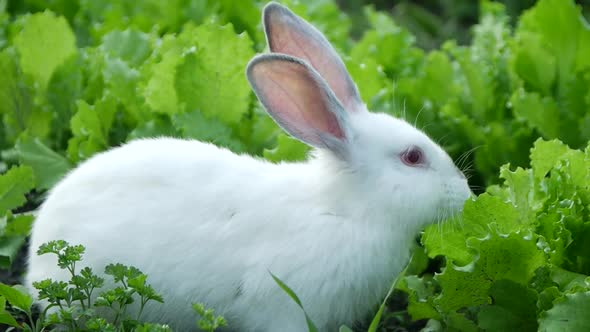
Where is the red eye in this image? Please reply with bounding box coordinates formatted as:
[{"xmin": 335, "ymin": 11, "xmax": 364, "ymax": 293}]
[{"xmin": 401, "ymin": 147, "xmax": 424, "ymax": 166}]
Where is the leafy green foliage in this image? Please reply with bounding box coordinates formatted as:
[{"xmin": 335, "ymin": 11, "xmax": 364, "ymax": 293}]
[
  {"xmin": 539, "ymin": 291, "xmax": 590, "ymax": 331},
  {"xmin": 0, "ymin": 165, "xmax": 33, "ymax": 215},
  {"xmin": 0, "ymin": 165, "xmax": 34, "ymax": 268},
  {"xmin": 192, "ymin": 303, "xmax": 227, "ymax": 332},
  {"xmin": 400, "ymin": 138, "xmax": 590, "ymax": 330},
  {"xmin": 1, "ymin": 0, "xmax": 590, "ymax": 331},
  {"xmin": 13, "ymin": 11, "xmax": 77, "ymax": 91},
  {"xmin": 34, "ymin": 240, "xmax": 169, "ymax": 329},
  {"xmin": 0, "ymin": 283, "xmax": 33, "ymax": 315},
  {"xmin": 15, "ymin": 135, "xmax": 71, "ymax": 190},
  {"xmin": 0, "ymin": 240, "xmax": 224, "ymax": 331},
  {"xmin": 348, "ymin": 0, "xmax": 590, "ymax": 187},
  {"xmin": 0, "ymin": 295, "xmax": 21, "ymax": 328},
  {"xmin": 263, "ymin": 133, "xmax": 309, "ymax": 163},
  {"xmin": 1, "ymin": 1, "xmax": 586, "ymax": 187}
]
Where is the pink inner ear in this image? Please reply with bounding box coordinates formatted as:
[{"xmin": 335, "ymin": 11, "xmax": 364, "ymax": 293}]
[
  {"xmin": 266, "ymin": 8, "xmax": 361, "ymax": 113},
  {"xmin": 251, "ymin": 60, "xmax": 344, "ymax": 145}
]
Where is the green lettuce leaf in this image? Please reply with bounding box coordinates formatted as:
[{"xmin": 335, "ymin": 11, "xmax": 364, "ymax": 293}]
[
  {"xmin": 175, "ymin": 22, "xmax": 254, "ymax": 125},
  {"xmin": 13, "ymin": 11, "xmax": 77, "ymax": 91}
]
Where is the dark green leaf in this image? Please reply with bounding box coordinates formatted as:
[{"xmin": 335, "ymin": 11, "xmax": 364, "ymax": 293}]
[
  {"xmin": 539, "ymin": 291, "xmax": 590, "ymax": 332},
  {"xmin": 0, "ymin": 165, "xmax": 34, "ymax": 215},
  {"xmin": 15, "ymin": 136, "xmax": 70, "ymax": 190},
  {"xmin": 0, "ymin": 296, "xmax": 21, "ymax": 328},
  {"xmin": 0, "ymin": 236, "xmax": 26, "ymax": 269},
  {"xmin": 0, "ymin": 283, "xmax": 32, "ymax": 314}
]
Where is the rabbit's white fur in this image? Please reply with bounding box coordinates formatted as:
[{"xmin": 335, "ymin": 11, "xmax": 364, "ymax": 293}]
[{"xmin": 26, "ymin": 3, "xmax": 470, "ymax": 331}]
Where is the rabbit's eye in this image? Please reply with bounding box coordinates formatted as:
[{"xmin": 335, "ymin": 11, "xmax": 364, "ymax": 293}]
[{"xmin": 401, "ymin": 147, "xmax": 424, "ymax": 166}]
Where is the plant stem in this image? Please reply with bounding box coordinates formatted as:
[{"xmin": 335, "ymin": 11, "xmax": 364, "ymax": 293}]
[
  {"xmin": 79, "ymin": 296, "xmax": 86, "ymax": 311},
  {"xmin": 87, "ymin": 287, "xmax": 94, "ymax": 308},
  {"xmin": 120, "ymin": 299, "xmax": 128, "ymax": 321},
  {"xmin": 113, "ymin": 303, "xmax": 121, "ymax": 326},
  {"xmin": 67, "ymin": 262, "xmax": 76, "ymax": 279},
  {"xmin": 42, "ymin": 304, "xmax": 56, "ymax": 319},
  {"xmin": 24, "ymin": 311, "xmax": 36, "ymax": 332},
  {"xmin": 56, "ymin": 300, "xmax": 65, "ymax": 311},
  {"xmin": 137, "ymin": 297, "xmax": 147, "ymax": 321}
]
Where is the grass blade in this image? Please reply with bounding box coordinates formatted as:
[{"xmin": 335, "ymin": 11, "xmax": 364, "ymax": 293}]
[{"xmin": 270, "ymin": 272, "xmax": 319, "ymax": 332}]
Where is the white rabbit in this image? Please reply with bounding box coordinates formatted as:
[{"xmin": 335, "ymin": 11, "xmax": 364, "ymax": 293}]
[{"xmin": 26, "ymin": 2, "xmax": 471, "ymax": 331}]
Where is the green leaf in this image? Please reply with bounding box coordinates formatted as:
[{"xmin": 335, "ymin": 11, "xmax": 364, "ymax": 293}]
[
  {"xmin": 423, "ymin": 194, "xmax": 522, "ymax": 265},
  {"xmin": 530, "ymin": 139, "xmax": 570, "ymax": 179},
  {"xmin": 0, "ymin": 283, "xmax": 32, "ymax": 314},
  {"xmin": 512, "ymin": 32, "xmax": 556, "ymax": 95},
  {"xmin": 518, "ymin": 0, "xmax": 590, "ymax": 96},
  {"xmin": 217, "ymin": 0, "xmax": 261, "ymax": 43},
  {"xmin": 338, "ymin": 326, "xmax": 354, "ymax": 332},
  {"xmin": 141, "ymin": 30, "xmax": 194, "ymax": 115},
  {"xmin": 434, "ymin": 230, "xmax": 545, "ymax": 314},
  {"xmin": 101, "ymin": 29, "xmax": 152, "ymax": 67},
  {"xmin": 510, "ymin": 89, "xmax": 560, "ymax": 139},
  {"xmin": 67, "ymin": 97, "xmax": 116, "ymax": 162},
  {"xmin": 0, "ymin": 51, "xmax": 33, "ymax": 143},
  {"xmin": 104, "ymin": 263, "xmax": 142, "ymax": 283},
  {"xmin": 263, "ymin": 134, "xmax": 309, "ymax": 163},
  {"xmin": 497, "ymin": 164, "xmax": 546, "ymax": 221},
  {"xmin": 539, "ymin": 291, "xmax": 590, "ymax": 332},
  {"xmin": 128, "ymin": 117, "xmax": 179, "ymax": 140},
  {"xmin": 175, "ymin": 22, "xmax": 254, "ymax": 125},
  {"xmin": 47, "ymin": 54, "xmax": 83, "ymax": 133},
  {"xmin": 172, "ymin": 110, "xmax": 244, "ymax": 152},
  {"xmin": 102, "ymin": 56, "xmax": 142, "ymax": 116},
  {"xmin": 0, "ymin": 165, "xmax": 34, "ymax": 215},
  {"xmin": 416, "ymin": 51, "xmax": 457, "ymax": 106},
  {"xmin": 37, "ymin": 240, "xmax": 69, "ymax": 255},
  {"xmin": 398, "ymin": 275, "xmax": 439, "ymax": 321},
  {"xmin": 0, "ymin": 236, "xmax": 26, "ymax": 269},
  {"xmin": 530, "ymin": 138, "xmax": 589, "ymax": 184},
  {"xmin": 135, "ymin": 323, "xmax": 173, "ymax": 332},
  {"xmin": 270, "ymin": 272, "xmax": 318, "ymax": 332},
  {"xmin": 538, "ymin": 286, "xmax": 562, "ymax": 312},
  {"xmin": 351, "ymin": 6, "xmax": 417, "ymax": 77},
  {"xmin": 128, "ymin": 274, "xmax": 163, "ymax": 303},
  {"xmin": 13, "ymin": 11, "xmax": 77, "ymax": 91},
  {"xmin": 15, "ymin": 135, "xmax": 70, "ymax": 190},
  {"xmin": 551, "ymin": 267, "xmax": 588, "ymax": 292},
  {"xmin": 368, "ymin": 266, "xmax": 406, "ymax": 332},
  {"xmin": 193, "ymin": 302, "xmax": 226, "ymax": 331},
  {"xmin": 4, "ymin": 213, "xmax": 34, "ymax": 237},
  {"xmin": 34, "ymin": 279, "xmax": 68, "ymax": 304},
  {"xmin": 477, "ymin": 280, "xmax": 538, "ymax": 331},
  {"xmin": 37, "ymin": 240, "xmax": 69, "ymax": 256},
  {"xmin": 59, "ymin": 244, "xmax": 85, "ymax": 268},
  {"xmin": 345, "ymin": 57, "xmax": 387, "ymax": 106},
  {"xmin": 0, "ymin": 296, "xmax": 21, "ymax": 328},
  {"xmin": 86, "ymin": 317, "xmax": 117, "ymax": 332},
  {"xmin": 446, "ymin": 311, "xmax": 479, "ymax": 332}
]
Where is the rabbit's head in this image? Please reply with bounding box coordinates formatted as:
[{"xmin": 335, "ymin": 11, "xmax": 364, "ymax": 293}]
[{"xmin": 247, "ymin": 2, "xmax": 471, "ymax": 228}]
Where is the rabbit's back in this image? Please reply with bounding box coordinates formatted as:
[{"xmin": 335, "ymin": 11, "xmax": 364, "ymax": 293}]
[
  {"xmin": 26, "ymin": 138, "xmax": 375, "ymax": 331},
  {"xmin": 26, "ymin": 138, "xmax": 288, "ymax": 328},
  {"xmin": 28, "ymin": 138, "xmax": 275, "ymax": 248}
]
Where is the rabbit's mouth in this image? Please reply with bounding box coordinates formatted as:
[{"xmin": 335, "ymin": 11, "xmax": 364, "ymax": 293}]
[{"xmin": 439, "ymin": 183, "xmax": 471, "ymax": 217}]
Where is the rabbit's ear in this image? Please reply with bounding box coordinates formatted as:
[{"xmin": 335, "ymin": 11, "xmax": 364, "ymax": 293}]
[
  {"xmin": 247, "ymin": 54, "xmax": 349, "ymax": 156},
  {"xmin": 263, "ymin": 2, "xmax": 363, "ymax": 113}
]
